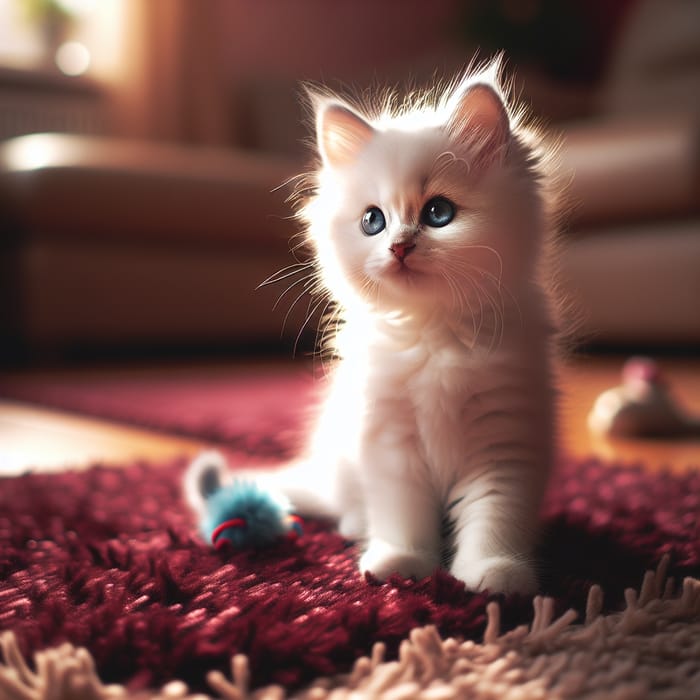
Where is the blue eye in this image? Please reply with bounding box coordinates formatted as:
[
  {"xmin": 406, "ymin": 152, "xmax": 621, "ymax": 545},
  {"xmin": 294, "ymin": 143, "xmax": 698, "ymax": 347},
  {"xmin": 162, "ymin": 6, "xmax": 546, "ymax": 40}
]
[
  {"xmin": 421, "ymin": 197, "xmax": 454, "ymax": 228},
  {"xmin": 361, "ymin": 206, "xmax": 386, "ymax": 236}
]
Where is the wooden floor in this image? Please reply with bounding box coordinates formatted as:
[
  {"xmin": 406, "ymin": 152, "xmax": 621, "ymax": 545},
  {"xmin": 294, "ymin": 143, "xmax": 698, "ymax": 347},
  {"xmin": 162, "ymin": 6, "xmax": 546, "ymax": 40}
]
[{"xmin": 1, "ymin": 355, "xmax": 699, "ymax": 475}]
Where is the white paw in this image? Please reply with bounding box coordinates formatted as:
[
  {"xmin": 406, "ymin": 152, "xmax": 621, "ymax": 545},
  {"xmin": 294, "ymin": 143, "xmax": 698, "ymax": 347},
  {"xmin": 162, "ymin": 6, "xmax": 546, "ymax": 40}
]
[
  {"xmin": 451, "ymin": 555, "xmax": 537, "ymax": 595},
  {"xmin": 360, "ymin": 538, "xmax": 439, "ymax": 581}
]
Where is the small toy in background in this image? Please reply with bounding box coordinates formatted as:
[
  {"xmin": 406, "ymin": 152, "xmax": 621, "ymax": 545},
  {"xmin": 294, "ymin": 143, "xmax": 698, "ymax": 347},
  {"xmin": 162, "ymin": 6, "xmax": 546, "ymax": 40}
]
[
  {"xmin": 588, "ymin": 357, "xmax": 700, "ymax": 439},
  {"xmin": 184, "ymin": 451, "xmax": 303, "ymax": 549}
]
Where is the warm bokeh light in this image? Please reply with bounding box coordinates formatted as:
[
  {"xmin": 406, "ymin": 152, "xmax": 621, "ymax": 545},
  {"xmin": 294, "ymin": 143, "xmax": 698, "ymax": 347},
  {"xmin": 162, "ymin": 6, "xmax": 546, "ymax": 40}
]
[
  {"xmin": 0, "ymin": 133, "xmax": 72, "ymax": 171},
  {"xmin": 55, "ymin": 0, "xmax": 97, "ymax": 15},
  {"xmin": 55, "ymin": 40, "xmax": 91, "ymax": 76},
  {"xmin": 0, "ymin": 0, "xmax": 125, "ymax": 78}
]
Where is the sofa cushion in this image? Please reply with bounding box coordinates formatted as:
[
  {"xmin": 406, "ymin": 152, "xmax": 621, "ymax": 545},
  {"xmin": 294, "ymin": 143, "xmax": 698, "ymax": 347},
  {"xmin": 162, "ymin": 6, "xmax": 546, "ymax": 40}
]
[{"xmin": 0, "ymin": 133, "xmax": 299, "ymax": 250}]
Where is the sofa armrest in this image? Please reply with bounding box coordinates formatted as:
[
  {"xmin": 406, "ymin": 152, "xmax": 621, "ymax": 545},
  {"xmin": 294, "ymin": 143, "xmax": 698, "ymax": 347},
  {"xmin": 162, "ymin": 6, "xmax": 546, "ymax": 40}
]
[
  {"xmin": 560, "ymin": 114, "xmax": 699, "ymax": 227},
  {"xmin": 0, "ymin": 133, "xmax": 300, "ymax": 249},
  {"xmin": 0, "ymin": 134, "xmax": 309, "ymax": 359}
]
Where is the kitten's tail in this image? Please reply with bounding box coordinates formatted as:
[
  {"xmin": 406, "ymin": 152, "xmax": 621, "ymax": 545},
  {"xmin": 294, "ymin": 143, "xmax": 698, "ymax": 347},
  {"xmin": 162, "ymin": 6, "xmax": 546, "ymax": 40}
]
[{"xmin": 184, "ymin": 450, "xmax": 341, "ymax": 521}]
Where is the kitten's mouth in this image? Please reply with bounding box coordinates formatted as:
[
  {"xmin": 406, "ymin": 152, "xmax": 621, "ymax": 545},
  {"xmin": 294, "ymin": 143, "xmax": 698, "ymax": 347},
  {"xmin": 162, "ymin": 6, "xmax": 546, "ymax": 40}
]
[
  {"xmin": 390, "ymin": 259, "xmax": 415, "ymax": 275},
  {"xmin": 386, "ymin": 258, "xmax": 427, "ymax": 284},
  {"xmin": 375, "ymin": 252, "xmax": 430, "ymax": 288}
]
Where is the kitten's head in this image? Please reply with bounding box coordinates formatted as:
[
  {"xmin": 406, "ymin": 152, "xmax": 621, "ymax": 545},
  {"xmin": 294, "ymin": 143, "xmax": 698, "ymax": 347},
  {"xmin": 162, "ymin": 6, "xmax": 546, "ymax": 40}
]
[{"xmin": 300, "ymin": 59, "xmax": 551, "ymax": 319}]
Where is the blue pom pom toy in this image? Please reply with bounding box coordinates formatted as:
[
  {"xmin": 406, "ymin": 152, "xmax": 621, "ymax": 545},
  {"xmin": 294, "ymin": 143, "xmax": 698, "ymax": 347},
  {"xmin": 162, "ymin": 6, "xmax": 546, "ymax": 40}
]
[
  {"xmin": 203, "ymin": 480, "xmax": 303, "ymax": 549},
  {"xmin": 184, "ymin": 451, "xmax": 303, "ymax": 550}
]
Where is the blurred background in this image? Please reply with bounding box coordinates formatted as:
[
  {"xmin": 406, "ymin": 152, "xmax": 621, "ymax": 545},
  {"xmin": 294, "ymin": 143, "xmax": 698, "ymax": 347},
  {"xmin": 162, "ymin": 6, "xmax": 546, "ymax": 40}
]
[{"xmin": 0, "ymin": 0, "xmax": 698, "ymax": 367}]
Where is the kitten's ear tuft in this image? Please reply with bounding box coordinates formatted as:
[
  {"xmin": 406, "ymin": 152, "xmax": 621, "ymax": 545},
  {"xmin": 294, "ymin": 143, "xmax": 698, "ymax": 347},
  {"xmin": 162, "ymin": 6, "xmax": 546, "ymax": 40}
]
[
  {"xmin": 447, "ymin": 83, "xmax": 510, "ymax": 166},
  {"xmin": 317, "ymin": 103, "xmax": 375, "ymax": 168}
]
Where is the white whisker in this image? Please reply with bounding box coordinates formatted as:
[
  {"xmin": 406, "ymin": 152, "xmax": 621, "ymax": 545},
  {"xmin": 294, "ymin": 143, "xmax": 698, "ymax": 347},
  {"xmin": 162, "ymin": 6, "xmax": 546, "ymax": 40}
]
[
  {"xmin": 294, "ymin": 294, "xmax": 329, "ymax": 358},
  {"xmin": 281, "ymin": 284, "xmax": 316, "ymax": 338},
  {"xmin": 464, "ymin": 261, "xmax": 522, "ymax": 329},
  {"xmin": 271, "ymin": 171, "xmax": 308, "ymax": 194},
  {"xmin": 271, "ymin": 273, "xmax": 316, "ymax": 311},
  {"xmin": 257, "ymin": 262, "xmax": 314, "ymax": 289}
]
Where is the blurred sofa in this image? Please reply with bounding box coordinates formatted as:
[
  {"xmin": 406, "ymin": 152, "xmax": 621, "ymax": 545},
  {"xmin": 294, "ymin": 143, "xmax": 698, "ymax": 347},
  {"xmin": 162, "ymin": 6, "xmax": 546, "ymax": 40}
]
[
  {"xmin": 0, "ymin": 136, "xmax": 302, "ymax": 359},
  {"xmin": 0, "ymin": 0, "xmax": 698, "ymax": 361},
  {"xmin": 559, "ymin": 114, "xmax": 699, "ymax": 346},
  {"xmin": 1, "ymin": 112, "xmax": 697, "ymax": 361},
  {"xmin": 556, "ymin": 0, "xmax": 700, "ymax": 348}
]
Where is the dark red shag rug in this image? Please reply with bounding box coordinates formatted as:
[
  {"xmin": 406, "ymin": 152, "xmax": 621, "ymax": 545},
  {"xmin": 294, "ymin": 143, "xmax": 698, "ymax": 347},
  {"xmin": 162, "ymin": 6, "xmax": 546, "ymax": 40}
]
[
  {"xmin": 0, "ymin": 365, "xmax": 315, "ymax": 456},
  {"xmin": 1, "ymin": 455, "xmax": 699, "ymax": 694}
]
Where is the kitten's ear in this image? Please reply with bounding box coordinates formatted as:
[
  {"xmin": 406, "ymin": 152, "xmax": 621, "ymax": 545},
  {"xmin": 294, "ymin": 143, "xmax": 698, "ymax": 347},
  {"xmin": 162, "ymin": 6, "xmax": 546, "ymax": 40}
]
[
  {"xmin": 447, "ymin": 83, "xmax": 510, "ymax": 167},
  {"xmin": 316, "ymin": 102, "xmax": 375, "ymax": 168}
]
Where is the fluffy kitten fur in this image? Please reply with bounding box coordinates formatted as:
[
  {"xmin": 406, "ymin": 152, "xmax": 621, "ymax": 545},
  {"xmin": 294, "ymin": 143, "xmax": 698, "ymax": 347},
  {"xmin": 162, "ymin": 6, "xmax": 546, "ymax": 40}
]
[{"xmin": 187, "ymin": 59, "xmax": 559, "ymax": 594}]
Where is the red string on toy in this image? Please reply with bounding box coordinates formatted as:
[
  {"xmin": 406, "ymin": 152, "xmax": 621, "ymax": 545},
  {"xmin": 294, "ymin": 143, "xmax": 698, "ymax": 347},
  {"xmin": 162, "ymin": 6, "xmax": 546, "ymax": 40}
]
[
  {"xmin": 287, "ymin": 514, "xmax": 304, "ymax": 540},
  {"xmin": 211, "ymin": 517, "xmax": 246, "ymax": 548}
]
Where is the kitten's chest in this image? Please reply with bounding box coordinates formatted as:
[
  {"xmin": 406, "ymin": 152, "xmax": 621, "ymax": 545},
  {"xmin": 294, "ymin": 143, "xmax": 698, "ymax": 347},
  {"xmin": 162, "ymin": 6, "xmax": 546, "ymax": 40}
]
[{"xmin": 364, "ymin": 327, "xmax": 483, "ymax": 458}]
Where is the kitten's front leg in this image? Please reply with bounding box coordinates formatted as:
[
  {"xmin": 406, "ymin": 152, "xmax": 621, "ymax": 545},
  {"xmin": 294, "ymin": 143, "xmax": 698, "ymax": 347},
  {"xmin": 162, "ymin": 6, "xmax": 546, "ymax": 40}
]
[
  {"xmin": 358, "ymin": 444, "xmax": 442, "ymax": 581},
  {"xmin": 447, "ymin": 467, "xmax": 544, "ymax": 594}
]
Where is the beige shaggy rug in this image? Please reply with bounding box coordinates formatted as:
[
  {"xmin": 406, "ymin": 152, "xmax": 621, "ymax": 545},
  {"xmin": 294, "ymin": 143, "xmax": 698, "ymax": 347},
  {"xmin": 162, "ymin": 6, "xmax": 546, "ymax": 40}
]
[{"xmin": 2, "ymin": 557, "xmax": 699, "ymax": 700}]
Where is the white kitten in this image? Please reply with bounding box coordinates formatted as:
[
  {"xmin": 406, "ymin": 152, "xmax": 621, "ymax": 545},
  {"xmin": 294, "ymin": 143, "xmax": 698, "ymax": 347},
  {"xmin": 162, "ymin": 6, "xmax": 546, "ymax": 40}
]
[{"xmin": 187, "ymin": 59, "xmax": 560, "ymax": 595}]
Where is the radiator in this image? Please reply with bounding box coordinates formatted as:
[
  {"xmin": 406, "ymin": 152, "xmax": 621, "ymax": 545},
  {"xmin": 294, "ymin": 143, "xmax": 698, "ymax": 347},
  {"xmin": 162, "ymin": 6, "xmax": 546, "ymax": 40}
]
[{"xmin": 0, "ymin": 67, "xmax": 107, "ymax": 141}]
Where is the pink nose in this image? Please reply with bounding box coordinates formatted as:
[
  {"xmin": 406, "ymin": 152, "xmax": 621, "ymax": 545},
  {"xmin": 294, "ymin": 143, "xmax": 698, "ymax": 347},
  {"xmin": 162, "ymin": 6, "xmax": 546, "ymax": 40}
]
[{"xmin": 390, "ymin": 242, "xmax": 416, "ymax": 261}]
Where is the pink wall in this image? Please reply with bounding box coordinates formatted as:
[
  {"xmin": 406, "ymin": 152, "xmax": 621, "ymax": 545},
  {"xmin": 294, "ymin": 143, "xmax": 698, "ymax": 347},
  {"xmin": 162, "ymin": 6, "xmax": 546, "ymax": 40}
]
[
  {"xmin": 213, "ymin": 0, "xmax": 467, "ymax": 86},
  {"xmin": 207, "ymin": 0, "xmax": 470, "ymax": 151}
]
